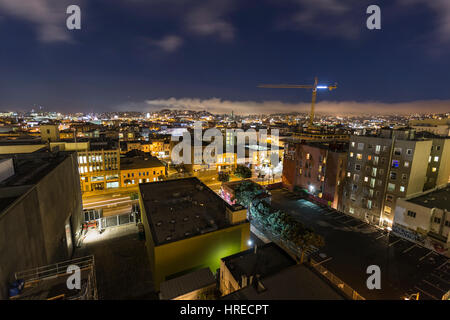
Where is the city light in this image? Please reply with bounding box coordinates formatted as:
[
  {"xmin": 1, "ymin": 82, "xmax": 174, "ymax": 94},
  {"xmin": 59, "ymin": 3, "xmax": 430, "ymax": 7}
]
[
  {"xmin": 316, "ymin": 85, "xmax": 328, "ymax": 89},
  {"xmin": 247, "ymin": 240, "xmax": 253, "ymax": 246}
]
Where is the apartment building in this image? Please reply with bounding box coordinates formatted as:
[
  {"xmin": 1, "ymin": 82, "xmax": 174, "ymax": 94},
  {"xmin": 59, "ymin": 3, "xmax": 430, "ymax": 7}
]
[
  {"xmin": 282, "ymin": 141, "xmax": 347, "ymax": 209},
  {"xmin": 340, "ymin": 128, "xmax": 432, "ymax": 227}
]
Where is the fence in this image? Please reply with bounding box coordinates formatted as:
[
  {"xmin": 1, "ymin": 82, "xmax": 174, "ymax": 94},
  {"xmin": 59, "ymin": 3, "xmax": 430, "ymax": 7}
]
[
  {"xmin": 309, "ymin": 257, "xmax": 365, "ymax": 300},
  {"xmin": 251, "ymin": 219, "xmax": 365, "ymax": 300}
]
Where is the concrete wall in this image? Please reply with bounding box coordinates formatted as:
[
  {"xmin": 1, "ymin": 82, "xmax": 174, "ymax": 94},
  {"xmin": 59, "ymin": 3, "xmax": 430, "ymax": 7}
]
[
  {"xmin": 0, "ymin": 158, "xmax": 14, "ymax": 183},
  {"xmin": 0, "ymin": 153, "xmax": 83, "ymax": 299}
]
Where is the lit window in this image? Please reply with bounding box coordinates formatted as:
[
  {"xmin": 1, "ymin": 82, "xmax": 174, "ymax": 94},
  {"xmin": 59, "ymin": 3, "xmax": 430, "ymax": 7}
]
[
  {"xmin": 388, "ymin": 183, "xmax": 395, "ymax": 191},
  {"xmin": 434, "ymin": 156, "xmax": 439, "ymax": 162},
  {"xmin": 350, "ymin": 152, "xmax": 354, "ymax": 158},
  {"xmin": 391, "ymin": 160, "xmax": 399, "ymax": 168},
  {"xmin": 364, "ymin": 176, "xmax": 369, "ymax": 182},
  {"xmin": 356, "ymin": 154, "xmax": 362, "ymax": 160},
  {"xmin": 432, "ymin": 167, "xmax": 437, "ymax": 172},
  {"xmin": 404, "ymin": 161, "xmax": 409, "ymax": 168},
  {"xmin": 400, "ymin": 186, "xmax": 405, "ymax": 192}
]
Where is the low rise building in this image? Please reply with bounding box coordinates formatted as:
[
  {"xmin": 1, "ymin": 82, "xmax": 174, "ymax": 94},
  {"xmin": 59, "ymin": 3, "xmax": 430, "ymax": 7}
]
[
  {"xmin": 139, "ymin": 177, "xmax": 251, "ymax": 291},
  {"xmin": 219, "ymin": 243, "xmax": 296, "ymax": 296},
  {"xmin": 393, "ymin": 184, "xmax": 450, "ymax": 255},
  {"xmin": 120, "ymin": 155, "xmax": 166, "ymax": 187},
  {"xmin": 159, "ymin": 268, "xmax": 216, "ymax": 300}
]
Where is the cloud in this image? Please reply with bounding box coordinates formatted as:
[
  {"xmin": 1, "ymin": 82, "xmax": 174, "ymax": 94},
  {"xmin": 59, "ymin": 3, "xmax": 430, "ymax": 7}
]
[
  {"xmin": 400, "ymin": 0, "xmax": 450, "ymax": 44},
  {"xmin": 148, "ymin": 35, "xmax": 183, "ymax": 52},
  {"xmin": 0, "ymin": 0, "xmax": 75, "ymax": 43},
  {"xmin": 275, "ymin": 0, "xmax": 364, "ymax": 39},
  {"xmin": 185, "ymin": 0, "xmax": 235, "ymax": 41},
  {"xmin": 142, "ymin": 97, "xmax": 450, "ymax": 115}
]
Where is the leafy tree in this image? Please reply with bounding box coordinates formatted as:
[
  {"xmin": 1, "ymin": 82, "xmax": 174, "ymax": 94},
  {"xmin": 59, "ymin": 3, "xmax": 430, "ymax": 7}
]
[
  {"xmin": 218, "ymin": 171, "xmax": 230, "ymax": 182},
  {"xmin": 234, "ymin": 165, "xmax": 252, "ymax": 179},
  {"xmin": 234, "ymin": 180, "xmax": 265, "ymax": 208}
]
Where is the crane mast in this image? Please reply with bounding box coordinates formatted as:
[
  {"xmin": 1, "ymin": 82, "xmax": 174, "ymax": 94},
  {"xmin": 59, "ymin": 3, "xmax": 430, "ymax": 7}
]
[{"xmin": 258, "ymin": 76, "xmax": 337, "ymax": 130}]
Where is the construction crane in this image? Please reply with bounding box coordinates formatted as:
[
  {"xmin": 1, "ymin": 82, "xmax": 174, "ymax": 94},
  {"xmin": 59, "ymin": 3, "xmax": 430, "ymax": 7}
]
[{"xmin": 258, "ymin": 76, "xmax": 337, "ymax": 129}]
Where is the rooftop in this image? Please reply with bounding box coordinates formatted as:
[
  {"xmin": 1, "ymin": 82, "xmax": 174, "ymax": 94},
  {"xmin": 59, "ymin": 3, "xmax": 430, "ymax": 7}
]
[
  {"xmin": 139, "ymin": 177, "xmax": 244, "ymax": 246},
  {"xmin": 222, "ymin": 243, "xmax": 296, "ymax": 286},
  {"xmin": 222, "ymin": 264, "xmax": 344, "ymax": 300},
  {"xmin": 407, "ymin": 185, "xmax": 450, "ymax": 211},
  {"xmin": 120, "ymin": 155, "xmax": 165, "ymax": 170},
  {"xmin": 159, "ymin": 268, "xmax": 216, "ymax": 300},
  {"xmin": 0, "ymin": 151, "xmax": 72, "ymax": 212}
]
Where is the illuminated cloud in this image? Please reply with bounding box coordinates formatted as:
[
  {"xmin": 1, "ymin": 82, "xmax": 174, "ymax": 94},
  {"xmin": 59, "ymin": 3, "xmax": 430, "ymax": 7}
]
[
  {"xmin": 143, "ymin": 97, "xmax": 450, "ymax": 115},
  {"xmin": 148, "ymin": 35, "xmax": 183, "ymax": 52}
]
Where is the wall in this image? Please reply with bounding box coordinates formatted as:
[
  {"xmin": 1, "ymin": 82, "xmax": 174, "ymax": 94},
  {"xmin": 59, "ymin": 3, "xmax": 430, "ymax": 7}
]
[
  {"xmin": 0, "ymin": 153, "xmax": 83, "ymax": 299},
  {"xmin": 148, "ymin": 222, "xmax": 250, "ymax": 291}
]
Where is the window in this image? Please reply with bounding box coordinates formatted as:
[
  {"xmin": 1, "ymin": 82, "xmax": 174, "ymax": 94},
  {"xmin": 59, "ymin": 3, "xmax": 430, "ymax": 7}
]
[
  {"xmin": 351, "ymin": 142, "xmax": 355, "ymax": 148},
  {"xmin": 394, "ymin": 148, "xmax": 402, "ymax": 156},
  {"xmin": 402, "ymin": 173, "xmax": 407, "ymax": 180},
  {"xmin": 356, "ymin": 153, "xmax": 363, "ymax": 160},
  {"xmin": 375, "ymin": 145, "xmax": 381, "ymax": 154},
  {"xmin": 372, "ymin": 167, "xmax": 377, "ymax": 177},
  {"xmin": 364, "ymin": 176, "xmax": 369, "ymax": 182},
  {"xmin": 432, "ymin": 167, "xmax": 437, "ymax": 172},
  {"xmin": 392, "ymin": 160, "xmax": 399, "ymax": 168},
  {"xmin": 400, "ymin": 186, "xmax": 405, "ymax": 192},
  {"xmin": 355, "ymin": 164, "xmax": 361, "ymax": 171},
  {"xmin": 350, "ymin": 152, "xmax": 354, "ymax": 158},
  {"xmin": 367, "ymin": 155, "xmax": 372, "ymax": 161},
  {"xmin": 434, "ymin": 156, "xmax": 439, "ymax": 162},
  {"xmin": 367, "ymin": 200, "xmax": 372, "ymax": 209},
  {"xmin": 347, "ymin": 172, "xmax": 351, "ymax": 177},
  {"xmin": 357, "ymin": 143, "xmax": 364, "ymax": 150},
  {"xmin": 373, "ymin": 156, "xmax": 379, "ymax": 165},
  {"xmin": 370, "ymin": 178, "xmax": 376, "ymax": 188},
  {"xmin": 306, "ymin": 153, "xmax": 311, "ymax": 160},
  {"xmin": 404, "ymin": 161, "xmax": 409, "ymax": 168},
  {"xmin": 434, "ymin": 217, "xmax": 441, "ymax": 224},
  {"xmin": 390, "ymin": 172, "xmax": 397, "ymax": 180},
  {"xmin": 353, "ymin": 174, "xmax": 359, "ymax": 182},
  {"xmin": 349, "ymin": 207, "xmax": 355, "ymax": 214},
  {"xmin": 384, "ymin": 206, "xmax": 392, "ymax": 214},
  {"xmin": 445, "ymin": 220, "xmax": 450, "ymax": 227},
  {"xmin": 406, "ymin": 149, "xmax": 413, "ymax": 155},
  {"xmin": 407, "ymin": 210, "xmax": 416, "ymax": 218},
  {"xmin": 388, "ymin": 183, "xmax": 395, "ymax": 192}
]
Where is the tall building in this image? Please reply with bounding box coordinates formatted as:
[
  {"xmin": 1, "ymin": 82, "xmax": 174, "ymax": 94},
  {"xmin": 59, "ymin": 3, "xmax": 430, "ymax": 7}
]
[
  {"xmin": 340, "ymin": 128, "xmax": 435, "ymax": 227},
  {"xmin": 0, "ymin": 151, "xmax": 83, "ymax": 299}
]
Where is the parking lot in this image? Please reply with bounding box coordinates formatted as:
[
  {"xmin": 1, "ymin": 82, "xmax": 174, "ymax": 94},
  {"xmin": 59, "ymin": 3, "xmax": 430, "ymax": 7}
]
[{"xmin": 271, "ymin": 189, "xmax": 449, "ymax": 300}]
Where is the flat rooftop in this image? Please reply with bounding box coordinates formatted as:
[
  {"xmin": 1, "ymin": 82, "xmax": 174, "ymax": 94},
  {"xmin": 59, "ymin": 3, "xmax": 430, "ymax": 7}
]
[
  {"xmin": 140, "ymin": 177, "xmax": 243, "ymax": 246},
  {"xmin": 222, "ymin": 264, "xmax": 344, "ymax": 300},
  {"xmin": 120, "ymin": 156, "xmax": 165, "ymax": 170},
  {"xmin": 222, "ymin": 242, "xmax": 296, "ymax": 286},
  {"xmin": 407, "ymin": 185, "xmax": 450, "ymax": 211},
  {"xmin": 159, "ymin": 267, "xmax": 215, "ymax": 300},
  {"xmin": 0, "ymin": 151, "xmax": 72, "ymax": 212}
]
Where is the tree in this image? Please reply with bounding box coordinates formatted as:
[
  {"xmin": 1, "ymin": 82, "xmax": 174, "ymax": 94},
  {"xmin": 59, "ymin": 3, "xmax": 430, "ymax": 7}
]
[
  {"xmin": 218, "ymin": 171, "xmax": 230, "ymax": 182},
  {"xmin": 234, "ymin": 165, "xmax": 252, "ymax": 179},
  {"xmin": 234, "ymin": 180, "xmax": 265, "ymax": 207}
]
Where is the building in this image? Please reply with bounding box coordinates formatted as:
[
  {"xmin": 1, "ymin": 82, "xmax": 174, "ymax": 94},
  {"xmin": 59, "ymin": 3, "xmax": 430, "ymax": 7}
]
[
  {"xmin": 410, "ymin": 118, "xmax": 450, "ymax": 137},
  {"xmin": 77, "ymin": 149, "xmax": 121, "ymax": 192},
  {"xmin": 282, "ymin": 141, "xmax": 347, "ymax": 209},
  {"xmin": 340, "ymin": 128, "xmax": 435, "ymax": 227},
  {"xmin": 138, "ymin": 177, "xmax": 251, "ymax": 291},
  {"xmin": 40, "ymin": 124, "xmax": 60, "ymax": 142},
  {"xmin": 120, "ymin": 155, "xmax": 166, "ymax": 187},
  {"xmin": 222, "ymin": 264, "xmax": 344, "ymax": 300},
  {"xmin": 219, "ymin": 243, "xmax": 296, "ymax": 296},
  {"xmin": 159, "ymin": 268, "xmax": 216, "ymax": 300},
  {"xmin": 393, "ymin": 184, "xmax": 450, "ymax": 255},
  {"xmin": 0, "ymin": 151, "xmax": 83, "ymax": 299}
]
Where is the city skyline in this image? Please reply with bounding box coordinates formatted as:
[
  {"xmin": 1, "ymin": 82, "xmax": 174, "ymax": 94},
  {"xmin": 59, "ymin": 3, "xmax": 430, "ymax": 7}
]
[{"xmin": 1, "ymin": 0, "xmax": 450, "ymax": 114}]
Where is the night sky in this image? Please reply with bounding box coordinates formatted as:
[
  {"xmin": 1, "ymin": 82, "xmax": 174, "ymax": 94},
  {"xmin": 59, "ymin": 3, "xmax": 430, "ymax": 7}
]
[{"xmin": 0, "ymin": 0, "xmax": 449, "ymax": 114}]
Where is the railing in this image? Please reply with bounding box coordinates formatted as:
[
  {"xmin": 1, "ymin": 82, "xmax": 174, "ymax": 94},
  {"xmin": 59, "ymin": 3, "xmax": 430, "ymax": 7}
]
[
  {"xmin": 252, "ymin": 219, "xmax": 365, "ymax": 300},
  {"xmin": 309, "ymin": 257, "xmax": 365, "ymax": 300},
  {"xmin": 15, "ymin": 255, "xmax": 94, "ymax": 283}
]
